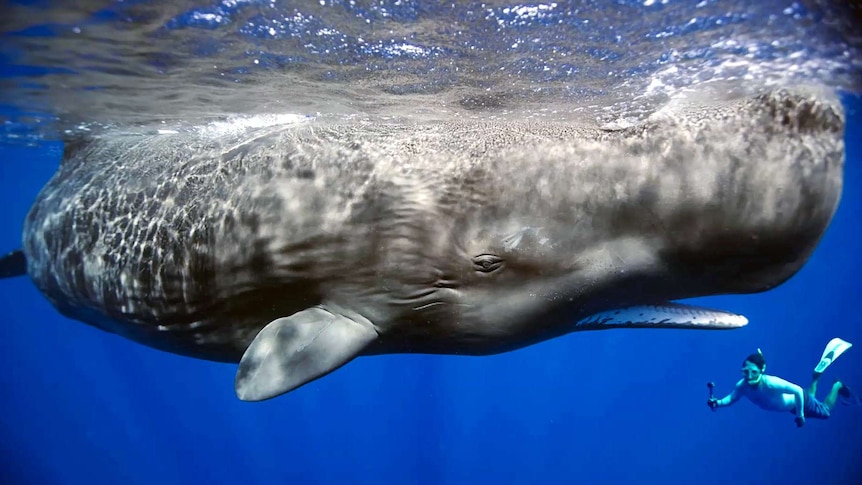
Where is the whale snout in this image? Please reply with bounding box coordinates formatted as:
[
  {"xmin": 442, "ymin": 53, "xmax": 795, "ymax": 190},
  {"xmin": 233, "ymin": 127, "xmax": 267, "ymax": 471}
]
[
  {"xmin": 668, "ymin": 231, "xmax": 824, "ymax": 295},
  {"xmin": 756, "ymin": 88, "xmax": 844, "ymax": 136},
  {"xmin": 665, "ymin": 88, "xmax": 845, "ymax": 296}
]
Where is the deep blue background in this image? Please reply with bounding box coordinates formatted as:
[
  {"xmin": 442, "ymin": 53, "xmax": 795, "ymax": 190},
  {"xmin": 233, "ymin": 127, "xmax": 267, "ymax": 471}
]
[{"xmin": 0, "ymin": 98, "xmax": 860, "ymax": 484}]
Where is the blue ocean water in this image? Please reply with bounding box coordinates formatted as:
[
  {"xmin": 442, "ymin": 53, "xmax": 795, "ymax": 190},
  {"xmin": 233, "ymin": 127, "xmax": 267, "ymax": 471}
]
[{"xmin": 1, "ymin": 1, "xmax": 861, "ymax": 484}]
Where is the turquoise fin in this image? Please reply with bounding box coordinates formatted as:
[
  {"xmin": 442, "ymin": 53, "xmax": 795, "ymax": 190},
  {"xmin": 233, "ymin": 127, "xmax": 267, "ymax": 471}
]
[
  {"xmin": 235, "ymin": 306, "xmax": 378, "ymax": 401},
  {"xmin": 814, "ymin": 337, "xmax": 853, "ymax": 374},
  {"xmin": 574, "ymin": 303, "xmax": 748, "ymax": 330}
]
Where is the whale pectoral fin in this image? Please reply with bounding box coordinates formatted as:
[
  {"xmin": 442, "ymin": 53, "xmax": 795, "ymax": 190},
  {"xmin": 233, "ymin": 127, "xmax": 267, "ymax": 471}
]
[
  {"xmin": 234, "ymin": 306, "xmax": 378, "ymax": 402},
  {"xmin": 574, "ymin": 303, "xmax": 748, "ymax": 330}
]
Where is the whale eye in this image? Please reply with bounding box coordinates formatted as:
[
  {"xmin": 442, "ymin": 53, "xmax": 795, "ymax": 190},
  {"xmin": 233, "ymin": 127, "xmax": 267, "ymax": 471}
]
[{"xmin": 472, "ymin": 254, "xmax": 503, "ymax": 273}]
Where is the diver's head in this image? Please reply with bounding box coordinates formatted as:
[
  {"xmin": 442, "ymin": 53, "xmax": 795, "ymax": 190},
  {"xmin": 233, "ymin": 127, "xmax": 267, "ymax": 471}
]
[{"xmin": 741, "ymin": 349, "xmax": 766, "ymax": 386}]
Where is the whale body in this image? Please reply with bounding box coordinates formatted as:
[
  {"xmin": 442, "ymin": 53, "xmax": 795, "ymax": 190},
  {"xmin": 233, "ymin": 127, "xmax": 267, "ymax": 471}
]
[{"xmin": 0, "ymin": 88, "xmax": 845, "ymax": 401}]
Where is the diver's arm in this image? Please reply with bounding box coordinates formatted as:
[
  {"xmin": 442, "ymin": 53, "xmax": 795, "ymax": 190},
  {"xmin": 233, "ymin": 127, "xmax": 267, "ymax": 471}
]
[{"xmin": 714, "ymin": 380, "xmax": 743, "ymax": 407}]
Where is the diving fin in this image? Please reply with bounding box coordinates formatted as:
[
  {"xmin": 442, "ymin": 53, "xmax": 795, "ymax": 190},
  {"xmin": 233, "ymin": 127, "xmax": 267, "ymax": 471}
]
[
  {"xmin": 814, "ymin": 337, "xmax": 853, "ymax": 374},
  {"xmin": 838, "ymin": 383, "xmax": 862, "ymax": 407},
  {"xmin": 574, "ymin": 303, "xmax": 748, "ymax": 330},
  {"xmin": 235, "ymin": 306, "xmax": 378, "ymax": 402},
  {"xmin": 0, "ymin": 249, "xmax": 27, "ymax": 279}
]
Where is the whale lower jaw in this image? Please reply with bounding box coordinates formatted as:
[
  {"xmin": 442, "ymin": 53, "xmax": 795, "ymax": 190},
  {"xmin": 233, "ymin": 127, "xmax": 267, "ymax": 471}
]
[
  {"xmin": 573, "ymin": 302, "xmax": 748, "ymax": 330},
  {"xmin": 363, "ymin": 301, "xmax": 748, "ymax": 359}
]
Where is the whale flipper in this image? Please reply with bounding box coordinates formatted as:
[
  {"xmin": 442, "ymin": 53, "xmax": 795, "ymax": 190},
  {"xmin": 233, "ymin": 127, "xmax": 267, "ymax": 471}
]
[
  {"xmin": 235, "ymin": 306, "xmax": 378, "ymax": 401},
  {"xmin": 0, "ymin": 250, "xmax": 27, "ymax": 279},
  {"xmin": 573, "ymin": 303, "xmax": 749, "ymax": 330}
]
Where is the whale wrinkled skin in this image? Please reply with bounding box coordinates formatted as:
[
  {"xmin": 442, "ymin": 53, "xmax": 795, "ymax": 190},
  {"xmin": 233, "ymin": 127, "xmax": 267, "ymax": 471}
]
[{"xmin": 2, "ymin": 88, "xmax": 845, "ymax": 401}]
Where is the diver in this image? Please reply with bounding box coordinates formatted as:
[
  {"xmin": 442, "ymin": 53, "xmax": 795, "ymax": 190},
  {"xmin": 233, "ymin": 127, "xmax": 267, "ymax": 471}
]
[{"xmin": 707, "ymin": 338, "xmax": 859, "ymax": 427}]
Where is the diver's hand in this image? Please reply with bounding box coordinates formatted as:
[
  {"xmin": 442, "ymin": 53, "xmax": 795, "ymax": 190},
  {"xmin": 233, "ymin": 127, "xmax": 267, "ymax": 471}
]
[
  {"xmin": 795, "ymin": 416, "xmax": 805, "ymax": 428},
  {"xmin": 707, "ymin": 398, "xmax": 718, "ymax": 410}
]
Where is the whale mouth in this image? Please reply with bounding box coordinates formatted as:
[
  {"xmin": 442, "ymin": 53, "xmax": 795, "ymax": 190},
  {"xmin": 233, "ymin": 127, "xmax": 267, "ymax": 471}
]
[{"xmin": 573, "ymin": 302, "xmax": 748, "ymax": 331}]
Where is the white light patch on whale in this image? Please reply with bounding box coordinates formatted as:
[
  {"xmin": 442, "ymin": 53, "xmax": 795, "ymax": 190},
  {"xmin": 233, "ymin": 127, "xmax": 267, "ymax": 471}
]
[{"xmin": 198, "ymin": 113, "xmax": 313, "ymax": 138}]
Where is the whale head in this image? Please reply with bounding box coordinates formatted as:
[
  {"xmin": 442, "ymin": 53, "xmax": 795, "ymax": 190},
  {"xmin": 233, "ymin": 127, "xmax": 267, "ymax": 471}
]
[{"xmin": 370, "ymin": 88, "xmax": 844, "ymax": 356}]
